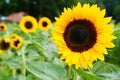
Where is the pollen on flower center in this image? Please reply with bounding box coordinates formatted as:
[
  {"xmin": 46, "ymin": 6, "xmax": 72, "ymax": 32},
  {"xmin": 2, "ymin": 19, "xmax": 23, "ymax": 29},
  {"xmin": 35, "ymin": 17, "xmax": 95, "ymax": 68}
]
[
  {"xmin": 63, "ymin": 19, "xmax": 97, "ymax": 52},
  {"xmin": 25, "ymin": 21, "xmax": 33, "ymax": 29}
]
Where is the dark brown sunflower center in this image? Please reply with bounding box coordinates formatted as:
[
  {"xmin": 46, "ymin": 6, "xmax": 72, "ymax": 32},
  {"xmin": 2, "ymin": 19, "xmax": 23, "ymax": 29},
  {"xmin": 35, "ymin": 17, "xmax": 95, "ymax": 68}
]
[
  {"xmin": 25, "ymin": 21, "xmax": 33, "ymax": 29},
  {"xmin": 0, "ymin": 26, "xmax": 4, "ymax": 29},
  {"xmin": 63, "ymin": 19, "xmax": 97, "ymax": 52},
  {"xmin": 68, "ymin": 25, "xmax": 88, "ymax": 46},
  {"xmin": 14, "ymin": 40, "xmax": 20, "ymax": 47},
  {"xmin": 0, "ymin": 40, "xmax": 10, "ymax": 50},
  {"xmin": 42, "ymin": 21, "xmax": 48, "ymax": 27}
]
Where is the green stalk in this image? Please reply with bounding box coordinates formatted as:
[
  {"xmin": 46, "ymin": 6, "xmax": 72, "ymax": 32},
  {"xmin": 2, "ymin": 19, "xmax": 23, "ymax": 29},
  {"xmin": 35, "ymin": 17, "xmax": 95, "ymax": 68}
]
[
  {"xmin": 21, "ymin": 46, "xmax": 27, "ymax": 80},
  {"xmin": 12, "ymin": 68, "xmax": 16, "ymax": 77}
]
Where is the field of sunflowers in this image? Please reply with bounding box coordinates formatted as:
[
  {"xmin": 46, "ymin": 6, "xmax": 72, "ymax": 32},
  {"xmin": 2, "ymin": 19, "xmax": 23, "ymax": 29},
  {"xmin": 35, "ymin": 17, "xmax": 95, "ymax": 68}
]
[{"xmin": 0, "ymin": 0, "xmax": 120, "ymax": 80}]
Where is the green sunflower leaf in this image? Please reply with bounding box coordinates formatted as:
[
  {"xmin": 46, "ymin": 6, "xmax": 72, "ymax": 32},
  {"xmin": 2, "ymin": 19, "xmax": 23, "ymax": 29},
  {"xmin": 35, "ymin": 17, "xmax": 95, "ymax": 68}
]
[
  {"xmin": 92, "ymin": 61, "xmax": 120, "ymax": 80},
  {"xmin": 26, "ymin": 61, "xmax": 66, "ymax": 80},
  {"xmin": 76, "ymin": 67, "xmax": 103, "ymax": 80}
]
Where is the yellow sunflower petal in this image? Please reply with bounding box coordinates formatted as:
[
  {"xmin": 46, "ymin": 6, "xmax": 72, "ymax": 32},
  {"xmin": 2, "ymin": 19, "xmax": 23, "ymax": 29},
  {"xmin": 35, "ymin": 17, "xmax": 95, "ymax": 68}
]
[
  {"xmin": 63, "ymin": 8, "xmax": 74, "ymax": 22},
  {"xmin": 82, "ymin": 4, "xmax": 90, "ymax": 19},
  {"xmin": 88, "ymin": 4, "xmax": 100, "ymax": 22},
  {"xmin": 75, "ymin": 58, "xmax": 81, "ymax": 69},
  {"xmin": 103, "ymin": 17, "xmax": 112, "ymax": 24},
  {"xmin": 73, "ymin": 3, "xmax": 82, "ymax": 20},
  {"xmin": 102, "ymin": 42, "xmax": 115, "ymax": 48},
  {"xmin": 80, "ymin": 54, "xmax": 88, "ymax": 69},
  {"xmin": 93, "ymin": 46, "xmax": 105, "ymax": 61},
  {"xmin": 94, "ymin": 43, "xmax": 108, "ymax": 54},
  {"xmin": 60, "ymin": 55, "xmax": 66, "ymax": 60},
  {"xmin": 65, "ymin": 53, "xmax": 73, "ymax": 66},
  {"xmin": 97, "ymin": 35, "xmax": 116, "ymax": 43},
  {"xmin": 87, "ymin": 60, "xmax": 93, "ymax": 68},
  {"xmin": 98, "ymin": 9, "xmax": 106, "ymax": 18},
  {"xmin": 89, "ymin": 49, "xmax": 97, "ymax": 61},
  {"xmin": 72, "ymin": 53, "xmax": 80, "ymax": 64},
  {"xmin": 83, "ymin": 51, "xmax": 90, "ymax": 61}
]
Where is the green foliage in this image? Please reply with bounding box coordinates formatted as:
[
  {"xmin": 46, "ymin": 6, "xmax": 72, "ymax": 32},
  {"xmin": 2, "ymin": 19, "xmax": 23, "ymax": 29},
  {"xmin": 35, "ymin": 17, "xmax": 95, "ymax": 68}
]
[
  {"xmin": 76, "ymin": 67, "xmax": 103, "ymax": 80},
  {"xmin": 26, "ymin": 62, "xmax": 66, "ymax": 80},
  {"xmin": 0, "ymin": 22, "xmax": 65, "ymax": 80},
  {"xmin": 113, "ymin": 5, "xmax": 120, "ymax": 21},
  {"xmin": 74, "ymin": 61, "xmax": 120, "ymax": 80},
  {"xmin": 92, "ymin": 61, "xmax": 120, "ymax": 80},
  {"xmin": 103, "ymin": 0, "xmax": 120, "ymax": 21}
]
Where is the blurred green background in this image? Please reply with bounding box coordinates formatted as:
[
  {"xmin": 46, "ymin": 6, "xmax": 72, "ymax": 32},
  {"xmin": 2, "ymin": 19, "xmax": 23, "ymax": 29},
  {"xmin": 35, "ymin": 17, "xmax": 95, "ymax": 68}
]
[{"xmin": 0, "ymin": 0, "xmax": 120, "ymax": 21}]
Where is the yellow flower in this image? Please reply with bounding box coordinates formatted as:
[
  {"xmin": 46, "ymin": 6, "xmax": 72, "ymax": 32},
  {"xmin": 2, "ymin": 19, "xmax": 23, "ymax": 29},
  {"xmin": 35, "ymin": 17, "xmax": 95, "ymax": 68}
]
[
  {"xmin": 0, "ymin": 23, "xmax": 7, "ymax": 31},
  {"xmin": 0, "ymin": 38, "xmax": 10, "ymax": 54},
  {"xmin": 19, "ymin": 16, "xmax": 37, "ymax": 33},
  {"xmin": 38, "ymin": 17, "xmax": 51, "ymax": 31},
  {"xmin": 0, "ymin": 50, "xmax": 3, "ymax": 54},
  {"xmin": 10, "ymin": 33, "xmax": 19, "ymax": 39},
  {"xmin": 52, "ymin": 3, "xmax": 116, "ymax": 69},
  {"xmin": 10, "ymin": 34, "xmax": 23, "ymax": 49}
]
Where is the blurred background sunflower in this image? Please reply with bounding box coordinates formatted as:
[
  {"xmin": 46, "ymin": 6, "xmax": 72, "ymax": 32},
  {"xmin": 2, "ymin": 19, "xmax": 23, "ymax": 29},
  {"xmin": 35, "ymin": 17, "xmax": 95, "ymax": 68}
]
[
  {"xmin": 0, "ymin": 23, "xmax": 7, "ymax": 31},
  {"xmin": 19, "ymin": 16, "xmax": 37, "ymax": 33},
  {"xmin": 10, "ymin": 34, "xmax": 23, "ymax": 49},
  {"xmin": 38, "ymin": 17, "xmax": 51, "ymax": 31},
  {"xmin": 0, "ymin": 38, "xmax": 10, "ymax": 54}
]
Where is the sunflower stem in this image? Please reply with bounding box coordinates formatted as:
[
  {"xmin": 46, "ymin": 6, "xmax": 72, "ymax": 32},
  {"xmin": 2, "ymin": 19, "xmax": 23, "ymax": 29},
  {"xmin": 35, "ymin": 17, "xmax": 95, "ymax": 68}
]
[
  {"xmin": 12, "ymin": 68, "xmax": 16, "ymax": 77},
  {"xmin": 21, "ymin": 46, "xmax": 27, "ymax": 80},
  {"xmin": 73, "ymin": 70, "xmax": 78, "ymax": 80},
  {"xmin": 71, "ymin": 66, "xmax": 79, "ymax": 80},
  {"xmin": 31, "ymin": 39, "xmax": 53, "ymax": 61},
  {"xmin": 88, "ymin": 67, "xmax": 93, "ymax": 73}
]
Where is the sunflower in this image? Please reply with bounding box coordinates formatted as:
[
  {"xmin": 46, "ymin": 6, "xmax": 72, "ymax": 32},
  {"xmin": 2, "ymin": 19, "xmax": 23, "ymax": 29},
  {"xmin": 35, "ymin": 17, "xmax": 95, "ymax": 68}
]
[
  {"xmin": 38, "ymin": 17, "xmax": 51, "ymax": 31},
  {"xmin": 19, "ymin": 16, "xmax": 37, "ymax": 33},
  {"xmin": 10, "ymin": 33, "xmax": 19, "ymax": 39},
  {"xmin": 0, "ymin": 38, "xmax": 10, "ymax": 54},
  {"xmin": 52, "ymin": 3, "xmax": 116, "ymax": 69},
  {"xmin": 0, "ymin": 23, "xmax": 7, "ymax": 31},
  {"xmin": 10, "ymin": 35, "xmax": 23, "ymax": 49}
]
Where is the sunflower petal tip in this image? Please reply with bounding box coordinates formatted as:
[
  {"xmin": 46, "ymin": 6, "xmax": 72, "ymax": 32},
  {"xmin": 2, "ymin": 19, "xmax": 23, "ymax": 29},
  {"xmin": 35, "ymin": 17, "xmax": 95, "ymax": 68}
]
[
  {"xmin": 101, "ymin": 9, "xmax": 106, "ymax": 17},
  {"xmin": 115, "ymin": 36, "xmax": 117, "ymax": 39},
  {"xmin": 64, "ymin": 7, "xmax": 67, "ymax": 11},
  {"xmin": 75, "ymin": 65, "xmax": 79, "ymax": 69},
  {"xmin": 55, "ymin": 17, "xmax": 58, "ymax": 20},
  {"xmin": 77, "ymin": 2, "xmax": 81, "ymax": 6}
]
